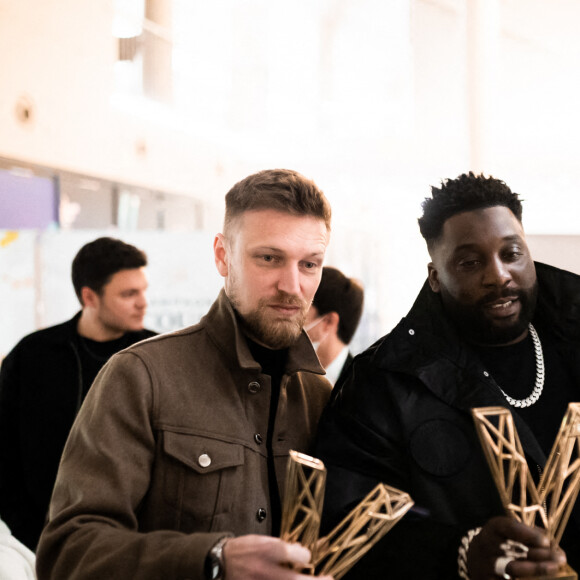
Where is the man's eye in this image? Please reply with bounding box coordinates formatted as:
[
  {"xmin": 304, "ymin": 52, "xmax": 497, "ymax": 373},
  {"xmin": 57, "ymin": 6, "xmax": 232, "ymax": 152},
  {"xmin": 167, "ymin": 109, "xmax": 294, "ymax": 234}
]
[
  {"xmin": 459, "ymin": 260, "xmax": 480, "ymax": 269},
  {"xmin": 504, "ymin": 251, "xmax": 523, "ymax": 261},
  {"xmin": 261, "ymin": 255, "xmax": 276, "ymax": 263},
  {"xmin": 303, "ymin": 262, "xmax": 317, "ymax": 269}
]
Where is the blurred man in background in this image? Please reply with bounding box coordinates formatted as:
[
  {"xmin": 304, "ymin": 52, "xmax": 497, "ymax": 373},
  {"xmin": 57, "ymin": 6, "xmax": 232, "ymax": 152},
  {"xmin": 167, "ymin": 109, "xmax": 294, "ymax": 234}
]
[
  {"xmin": 305, "ymin": 266, "xmax": 364, "ymax": 386},
  {"xmin": 0, "ymin": 236, "xmax": 155, "ymax": 551}
]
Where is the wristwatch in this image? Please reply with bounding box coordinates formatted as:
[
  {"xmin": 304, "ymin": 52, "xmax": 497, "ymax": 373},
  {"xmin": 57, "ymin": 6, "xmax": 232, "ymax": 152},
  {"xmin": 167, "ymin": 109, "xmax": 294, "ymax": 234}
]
[{"xmin": 205, "ymin": 536, "xmax": 230, "ymax": 580}]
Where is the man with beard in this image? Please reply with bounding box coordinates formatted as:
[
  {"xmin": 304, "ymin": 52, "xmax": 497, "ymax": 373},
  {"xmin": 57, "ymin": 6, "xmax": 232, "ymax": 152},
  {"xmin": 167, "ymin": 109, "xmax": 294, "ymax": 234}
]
[
  {"xmin": 36, "ymin": 169, "xmax": 334, "ymax": 580},
  {"xmin": 315, "ymin": 172, "xmax": 580, "ymax": 579}
]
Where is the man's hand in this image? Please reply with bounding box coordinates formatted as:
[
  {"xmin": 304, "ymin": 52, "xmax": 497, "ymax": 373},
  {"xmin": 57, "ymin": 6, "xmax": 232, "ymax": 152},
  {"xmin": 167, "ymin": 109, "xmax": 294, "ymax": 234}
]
[
  {"xmin": 222, "ymin": 535, "xmax": 333, "ymax": 579},
  {"xmin": 467, "ymin": 516, "xmax": 567, "ymax": 579}
]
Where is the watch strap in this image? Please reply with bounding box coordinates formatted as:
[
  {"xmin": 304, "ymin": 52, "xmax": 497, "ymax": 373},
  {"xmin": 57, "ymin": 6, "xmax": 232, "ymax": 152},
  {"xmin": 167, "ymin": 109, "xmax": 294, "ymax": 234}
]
[{"xmin": 205, "ymin": 535, "xmax": 230, "ymax": 580}]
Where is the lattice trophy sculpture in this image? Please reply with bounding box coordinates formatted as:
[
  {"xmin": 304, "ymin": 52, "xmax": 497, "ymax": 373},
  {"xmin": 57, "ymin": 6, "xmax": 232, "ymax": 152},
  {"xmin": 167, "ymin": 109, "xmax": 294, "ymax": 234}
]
[
  {"xmin": 280, "ymin": 450, "xmax": 414, "ymax": 579},
  {"xmin": 472, "ymin": 404, "xmax": 580, "ymax": 580}
]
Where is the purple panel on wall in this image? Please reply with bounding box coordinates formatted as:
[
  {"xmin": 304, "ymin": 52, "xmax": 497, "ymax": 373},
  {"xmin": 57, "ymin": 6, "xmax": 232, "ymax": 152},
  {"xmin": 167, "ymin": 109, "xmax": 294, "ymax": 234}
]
[{"xmin": 0, "ymin": 170, "xmax": 58, "ymax": 228}]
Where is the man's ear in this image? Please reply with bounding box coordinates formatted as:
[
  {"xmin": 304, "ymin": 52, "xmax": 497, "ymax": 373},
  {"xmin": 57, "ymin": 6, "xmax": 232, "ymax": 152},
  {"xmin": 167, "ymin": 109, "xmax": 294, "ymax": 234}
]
[
  {"xmin": 214, "ymin": 234, "xmax": 229, "ymax": 278},
  {"xmin": 427, "ymin": 262, "xmax": 441, "ymax": 293},
  {"xmin": 81, "ymin": 286, "xmax": 99, "ymax": 308},
  {"xmin": 325, "ymin": 311, "xmax": 340, "ymax": 333}
]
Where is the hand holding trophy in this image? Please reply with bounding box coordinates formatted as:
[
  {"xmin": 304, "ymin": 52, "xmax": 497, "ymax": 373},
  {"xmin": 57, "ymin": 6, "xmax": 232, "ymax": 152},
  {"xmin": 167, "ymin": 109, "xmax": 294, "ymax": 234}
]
[
  {"xmin": 472, "ymin": 403, "xmax": 580, "ymax": 580},
  {"xmin": 280, "ymin": 450, "xmax": 414, "ymax": 579}
]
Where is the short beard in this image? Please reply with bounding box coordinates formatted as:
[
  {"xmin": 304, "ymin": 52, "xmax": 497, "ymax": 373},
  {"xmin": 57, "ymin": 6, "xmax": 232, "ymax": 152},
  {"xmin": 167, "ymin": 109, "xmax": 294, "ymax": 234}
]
[
  {"xmin": 440, "ymin": 281, "xmax": 538, "ymax": 345},
  {"xmin": 233, "ymin": 292, "xmax": 308, "ymax": 350}
]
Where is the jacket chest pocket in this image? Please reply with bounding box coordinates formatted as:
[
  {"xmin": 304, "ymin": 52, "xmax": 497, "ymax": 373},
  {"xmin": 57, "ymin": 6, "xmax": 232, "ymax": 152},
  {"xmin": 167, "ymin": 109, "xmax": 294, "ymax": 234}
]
[{"xmin": 162, "ymin": 431, "xmax": 245, "ymax": 525}]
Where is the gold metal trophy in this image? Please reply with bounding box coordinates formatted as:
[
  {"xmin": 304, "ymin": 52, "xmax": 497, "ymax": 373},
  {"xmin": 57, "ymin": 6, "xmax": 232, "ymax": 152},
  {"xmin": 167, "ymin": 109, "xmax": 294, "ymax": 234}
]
[
  {"xmin": 280, "ymin": 450, "xmax": 414, "ymax": 579},
  {"xmin": 472, "ymin": 403, "xmax": 580, "ymax": 580}
]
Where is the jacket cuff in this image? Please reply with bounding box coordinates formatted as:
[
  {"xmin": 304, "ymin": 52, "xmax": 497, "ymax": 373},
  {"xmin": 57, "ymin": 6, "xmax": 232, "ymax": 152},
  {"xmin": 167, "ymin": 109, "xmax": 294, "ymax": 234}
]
[{"xmin": 176, "ymin": 532, "xmax": 233, "ymax": 580}]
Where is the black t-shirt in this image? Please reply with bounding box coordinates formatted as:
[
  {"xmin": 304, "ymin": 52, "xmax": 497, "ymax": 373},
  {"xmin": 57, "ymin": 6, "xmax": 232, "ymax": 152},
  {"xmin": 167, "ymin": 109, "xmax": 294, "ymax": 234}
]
[
  {"xmin": 471, "ymin": 328, "xmax": 576, "ymax": 456},
  {"xmin": 75, "ymin": 333, "xmax": 134, "ymax": 397}
]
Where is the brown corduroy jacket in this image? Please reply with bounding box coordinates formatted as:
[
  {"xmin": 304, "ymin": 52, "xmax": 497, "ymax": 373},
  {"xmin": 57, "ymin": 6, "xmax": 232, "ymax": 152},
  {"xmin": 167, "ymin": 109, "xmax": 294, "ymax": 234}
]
[{"xmin": 36, "ymin": 289, "xmax": 331, "ymax": 580}]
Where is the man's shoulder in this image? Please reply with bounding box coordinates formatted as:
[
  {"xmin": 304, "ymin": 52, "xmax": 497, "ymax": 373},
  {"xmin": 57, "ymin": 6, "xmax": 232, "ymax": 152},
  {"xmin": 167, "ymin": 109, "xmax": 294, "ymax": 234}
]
[
  {"xmin": 535, "ymin": 261, "xmax": 580, "ymax": 334},
  {"xmin": 357, "ymin": 318, "xmax": 412, "ymax": 357},
  {"xmin": 340, "ymin": 312, "xmax": 433, "ymax": 387},
  {"xmin": 337, "ymin": 334, "xmax": 392, "ymax": 385},
  {"xmin": 536, "ymin": 261, "xmax": 580, "ymax": 305},
  {"xmin": 536, "ymin": 261, "xmax": 580, "ymax": 286},
  {"xmin": 12, "ymin": 316, "xmax": 78, "ymax": 350},
  {"xmin": 121, "ymin": 320, "xmax": 209, "ymax": 356},
  {"xmin": 124, "ymin": 328, "xmax": 157, "ymax": 344}
]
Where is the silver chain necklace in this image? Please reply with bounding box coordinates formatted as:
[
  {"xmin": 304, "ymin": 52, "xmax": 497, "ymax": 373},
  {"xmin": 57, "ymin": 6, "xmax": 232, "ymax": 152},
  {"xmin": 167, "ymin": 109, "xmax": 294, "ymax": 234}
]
[{"xmin": 498, "ymin": 323, "xmax": 544, "ymax": 408}]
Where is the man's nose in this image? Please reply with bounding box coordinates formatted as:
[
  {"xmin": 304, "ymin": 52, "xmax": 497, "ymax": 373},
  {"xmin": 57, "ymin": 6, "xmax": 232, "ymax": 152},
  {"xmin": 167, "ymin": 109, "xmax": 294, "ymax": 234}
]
[
  {"xmin": 136, "ymin": 292, "xmax": 148, "ymax": 309},
  {"xmin": 483, "ymin": 257, "xmax": 512, "ymax": 287},
  {"xmin": 277, "ymin": 265, "xmax": 301, "ymax": 295}
]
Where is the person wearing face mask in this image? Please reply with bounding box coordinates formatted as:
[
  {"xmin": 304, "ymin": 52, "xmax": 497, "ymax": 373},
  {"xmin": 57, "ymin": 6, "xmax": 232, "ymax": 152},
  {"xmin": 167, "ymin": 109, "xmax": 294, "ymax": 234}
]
[{"xmin": 304, "ymin": 267, "xmax": 364, "ymax": 386}]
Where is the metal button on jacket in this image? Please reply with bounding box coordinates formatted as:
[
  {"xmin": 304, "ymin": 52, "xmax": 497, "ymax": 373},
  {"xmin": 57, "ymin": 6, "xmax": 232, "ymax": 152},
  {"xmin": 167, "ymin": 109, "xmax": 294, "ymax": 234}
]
[
  {"xmin": 256, "ymin": 508, "xmax": 267, "ymax": 522},
  {"xmin": 254, "ymin": 433, "xmax": 263, "ymax": 445},
  {"xmin": 247, "ymin": 381, "xmax": 261, "ymax": 394},
  {"xmin": 198, "ymin": 453, "xmax": 211, "ymax": 468}
]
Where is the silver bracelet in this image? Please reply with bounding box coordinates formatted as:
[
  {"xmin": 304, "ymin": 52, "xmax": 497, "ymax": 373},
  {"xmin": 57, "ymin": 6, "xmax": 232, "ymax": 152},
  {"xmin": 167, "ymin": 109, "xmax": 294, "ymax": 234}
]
[{"xmin": 458, "ymin": 527, "xmax": 482, "ymax": 580}]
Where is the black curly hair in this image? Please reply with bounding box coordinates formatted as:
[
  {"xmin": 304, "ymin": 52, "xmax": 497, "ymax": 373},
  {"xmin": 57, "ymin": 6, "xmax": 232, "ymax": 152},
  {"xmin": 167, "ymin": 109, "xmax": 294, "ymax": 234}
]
[{"xmin": 418, "ymin": 172, "xmax": 523, "ymax": 248}]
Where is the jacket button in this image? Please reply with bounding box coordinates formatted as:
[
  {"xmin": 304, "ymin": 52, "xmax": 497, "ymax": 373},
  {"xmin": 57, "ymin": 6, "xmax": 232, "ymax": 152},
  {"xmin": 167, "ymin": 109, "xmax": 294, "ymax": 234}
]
[
  {"xmin": 256, "ymin": 508, "xmax": 267, "ymax": 522},
  {"xmin": 254, "ymin": 433, "xmax": 263, "ymax": 445},
  {"xmin": 198, "ymin": 453, "xmax": 211, "ymax": 468},
  {"xmin": 248, "ymin": 381, "xmax": 261, "ymax": 394}
]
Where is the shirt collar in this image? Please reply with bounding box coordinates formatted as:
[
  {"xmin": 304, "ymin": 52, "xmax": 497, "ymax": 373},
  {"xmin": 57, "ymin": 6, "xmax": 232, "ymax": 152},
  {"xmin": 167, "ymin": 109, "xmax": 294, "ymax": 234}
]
[{"xmin": 324, "ymin": 345, "xmax": 350, "ymax": 385}]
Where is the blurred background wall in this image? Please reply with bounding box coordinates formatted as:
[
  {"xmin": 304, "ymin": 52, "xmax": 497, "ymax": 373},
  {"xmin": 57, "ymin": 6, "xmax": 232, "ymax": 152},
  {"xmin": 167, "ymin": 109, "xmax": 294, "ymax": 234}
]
[{"xmin": 1, "ymin": 0, "xmax": 579, "ymax": 358}]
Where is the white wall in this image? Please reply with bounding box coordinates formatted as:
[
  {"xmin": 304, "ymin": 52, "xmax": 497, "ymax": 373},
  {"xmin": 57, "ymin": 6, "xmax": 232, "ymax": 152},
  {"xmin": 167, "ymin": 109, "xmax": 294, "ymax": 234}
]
[{"xmin": 1, "ymin": 0, "xmax": 580, "ymax": 353}]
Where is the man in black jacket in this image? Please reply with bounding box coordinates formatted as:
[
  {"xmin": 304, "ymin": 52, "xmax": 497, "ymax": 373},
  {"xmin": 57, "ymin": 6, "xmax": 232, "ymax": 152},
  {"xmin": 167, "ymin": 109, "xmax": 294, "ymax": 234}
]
[
  {"xmin": 0, "ymin": 237, "xmax": 156, "ymax": 551},
  {"xmin": 315, "ymin": 173, "xmax": 580, "ymax": 579}
]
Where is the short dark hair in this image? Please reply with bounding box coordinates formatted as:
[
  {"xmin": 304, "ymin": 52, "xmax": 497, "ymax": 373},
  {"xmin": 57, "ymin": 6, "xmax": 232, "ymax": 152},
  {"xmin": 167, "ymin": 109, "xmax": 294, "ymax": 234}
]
[
  {"xmin": 418, "ymin": 172, "xmax": 523, "ymax": 248},
  {"xmin": 312, "ymin": 266, "xmax": 364, "ymax": 344},
  {"xmin": 71, "ymin": 237, "xmax": 147, "ymax": 303},
  {"xmin": 224, "ymin": 169, "xmax": 331, "ymax": 236}
]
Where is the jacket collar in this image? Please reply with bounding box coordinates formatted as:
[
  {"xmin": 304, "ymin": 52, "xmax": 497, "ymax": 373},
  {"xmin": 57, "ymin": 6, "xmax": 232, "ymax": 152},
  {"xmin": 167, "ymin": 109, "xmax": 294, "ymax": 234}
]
[
  {"xmin": 376, "ymin": 282, "xmax": 498, "ymax": 412},
  {"xmin": 203, "ymin": 289, "xmax": 326, "ymax": 376},
  {"xmin": 46, "ymin": 311, "xmax": 84, "ymax": 346},
  {"xmin": 534, "ymin": 262, "xmax": 580, "ymax": 343}
]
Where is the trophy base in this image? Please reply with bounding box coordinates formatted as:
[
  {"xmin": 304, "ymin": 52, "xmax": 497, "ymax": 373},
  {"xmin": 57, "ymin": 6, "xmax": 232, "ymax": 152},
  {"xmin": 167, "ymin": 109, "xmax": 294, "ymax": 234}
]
[{"xmin": 515, "ymin": 564, "xmax": 577, "ymax": 580}]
